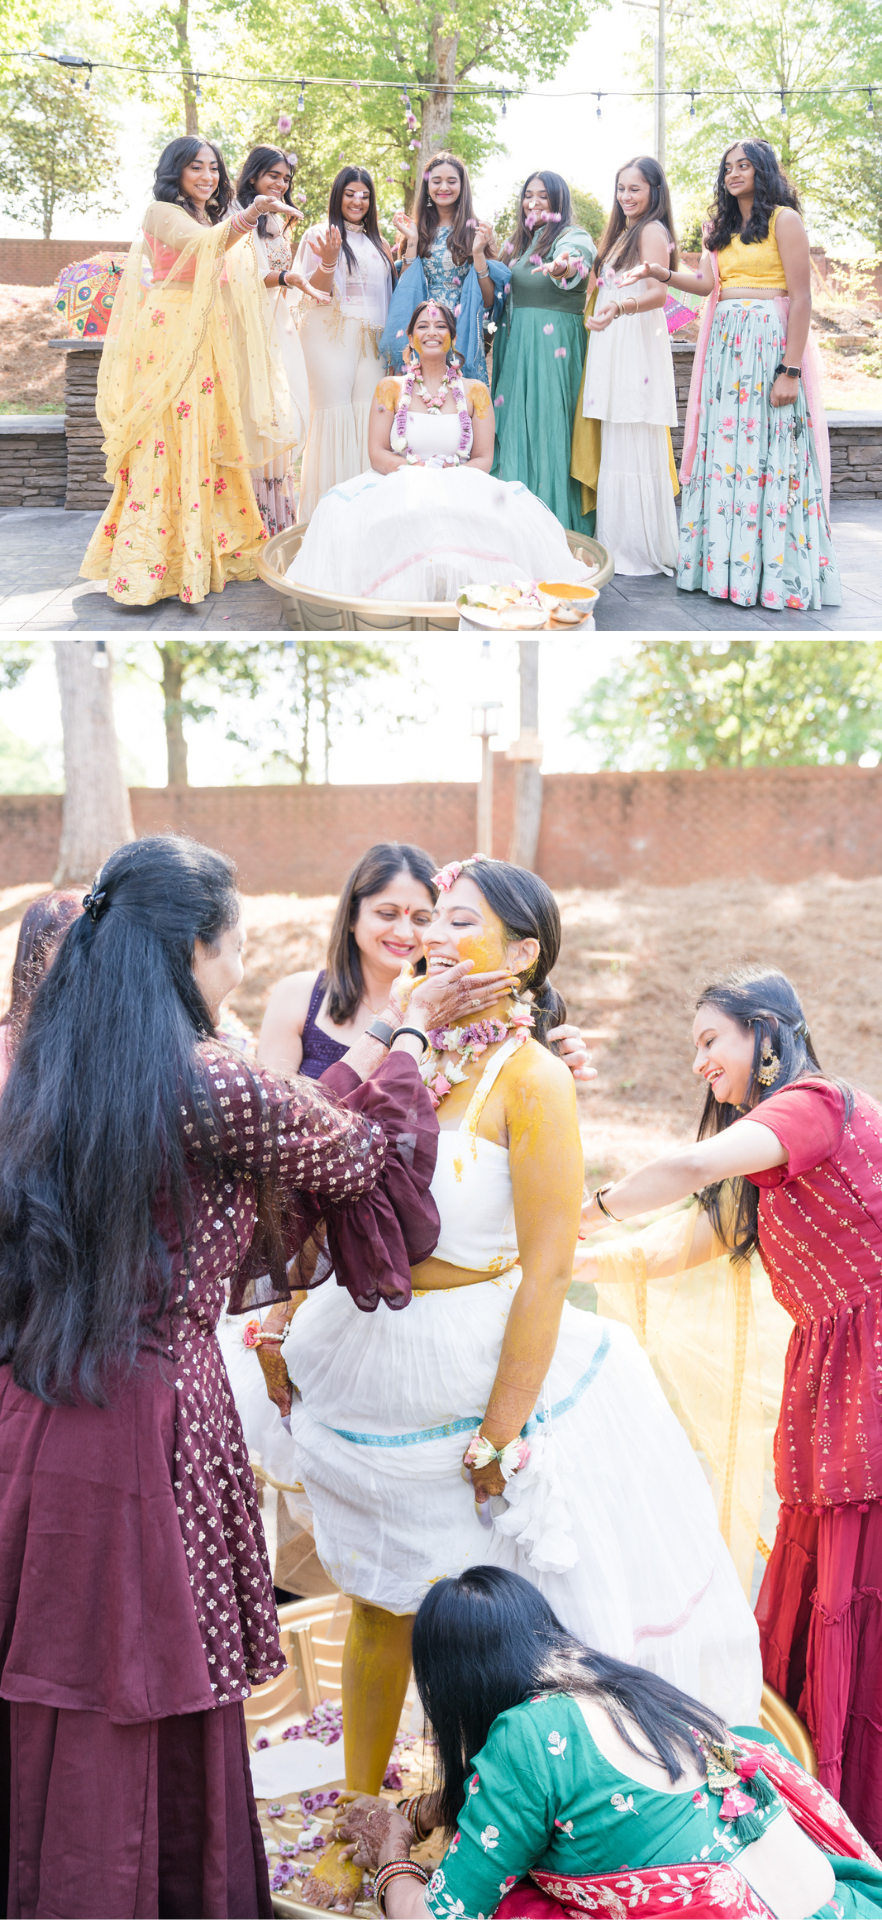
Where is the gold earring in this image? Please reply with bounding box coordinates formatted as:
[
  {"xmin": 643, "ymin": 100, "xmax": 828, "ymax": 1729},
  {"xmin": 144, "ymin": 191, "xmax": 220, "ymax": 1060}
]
[{"xmin": 757, "ymin": 1042, "xmax": 781, "ymax": 1087}]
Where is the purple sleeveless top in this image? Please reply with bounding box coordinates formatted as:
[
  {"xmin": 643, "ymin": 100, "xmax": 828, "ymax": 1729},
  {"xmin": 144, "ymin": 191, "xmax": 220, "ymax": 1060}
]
[{"xmin": 299, "ymin": 971, "xmax": 349, "ymax": 1080}]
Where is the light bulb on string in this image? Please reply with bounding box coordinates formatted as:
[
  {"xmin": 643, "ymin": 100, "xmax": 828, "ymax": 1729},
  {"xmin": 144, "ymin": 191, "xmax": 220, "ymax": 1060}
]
[
  {"xmin": 194, "ymin": 72, "xmax": 201, "ymax": 101},
  {"xmin": 500, "ymin": 86, "xmax": 507, "ymax": 117},
  {"xmin": 596, "ymin": 92, "xmax": 602, "ymax": 117},
  {"xmin": 780, "ymin": 88, "xmax": 787, "ymax": 116},
  {"xmin": 92, "ymin": 641, "xmax": 109, "ymax": 670},
  {"xmin": 689, "ymin": 89, "xmax": 696, "ymax": 117},
  {"xmin": 297, "ymin": 81, "xmax": 305, "ymax": 111},
  {"xmin": 869, "ymin": 86, "xmax": 875, "ymax": 114}
]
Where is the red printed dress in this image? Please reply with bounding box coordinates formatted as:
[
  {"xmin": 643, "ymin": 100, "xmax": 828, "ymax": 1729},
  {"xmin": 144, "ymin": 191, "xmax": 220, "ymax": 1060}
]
[
  {"xmin": 741, "ymin": 1077, "xmax": 882, "ymax": 1851},
  {"xmin": 0, "ymin": 1046, "xmax": 438, "ymax": 1920}
]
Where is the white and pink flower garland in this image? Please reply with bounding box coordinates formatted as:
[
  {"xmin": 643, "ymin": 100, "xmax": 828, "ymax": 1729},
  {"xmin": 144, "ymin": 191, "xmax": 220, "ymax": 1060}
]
[
  {"xmin": 421, "ymin": 1006, "xmax": 534, "ymax": 1109},
  {"xmin": 391, "ymin": 362, "xmax": 472, "ymax": 466}
]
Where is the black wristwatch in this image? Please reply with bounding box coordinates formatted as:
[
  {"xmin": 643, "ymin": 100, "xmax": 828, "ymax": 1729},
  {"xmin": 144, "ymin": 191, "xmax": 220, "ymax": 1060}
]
[
  {"xmin": 773, "ymin": 362, "xmax": 801, "ymax": 380},
  {"xmin": 365, "ymin": 1016, "xmax": 395, "ymax": 1049}
]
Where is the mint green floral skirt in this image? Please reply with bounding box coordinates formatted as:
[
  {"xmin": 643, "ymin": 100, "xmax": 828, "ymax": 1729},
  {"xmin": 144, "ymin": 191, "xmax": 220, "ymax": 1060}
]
[{"xmin": 677, "ymin": 299, "xmax": 841, "ymax": 610}]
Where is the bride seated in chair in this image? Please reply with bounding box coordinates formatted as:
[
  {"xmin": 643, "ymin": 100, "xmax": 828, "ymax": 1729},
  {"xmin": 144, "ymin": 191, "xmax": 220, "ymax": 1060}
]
[{"xmin": 286, "ymin": 300, "xmax": 594, "ymax": 602}]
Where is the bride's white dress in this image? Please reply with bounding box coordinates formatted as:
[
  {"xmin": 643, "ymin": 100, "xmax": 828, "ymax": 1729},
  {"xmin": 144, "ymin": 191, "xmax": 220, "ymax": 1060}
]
[
  {"xmin": 226, "ymin": 1041, "xmax": 762, "ymax": 1724},
  {"xmin": 287, "ymin": 409, "xmax": 594, "ymax": 602}
]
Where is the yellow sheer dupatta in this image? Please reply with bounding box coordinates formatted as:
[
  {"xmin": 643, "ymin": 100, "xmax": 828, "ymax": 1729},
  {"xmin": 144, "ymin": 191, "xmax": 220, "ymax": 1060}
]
[
  {"xmin": 590, "ymin": 1205, "xmax": 792, "ymax": 1594},
  {"xmin": 96, "ymin": 201, "xmax": 305, "ymax": 482}
]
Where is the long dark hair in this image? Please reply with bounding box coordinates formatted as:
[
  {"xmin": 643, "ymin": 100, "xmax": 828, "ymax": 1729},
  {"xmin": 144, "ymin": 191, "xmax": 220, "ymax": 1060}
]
[
  {"xmin": 511, "ymin": 170, "xmax": 574, "ymax": 264},
  {"xmin": 694, "ymin": 966, "xmax": 847, "ymax": 1261},
  {"xmin": 705, "ymin": 139, "xmax": 800, "ymax": 252},
  {"xmin": 415, "ymin": 151, "xmax": 494, "ymax": 269},
  {"xmin": 413, "ymin": 1568, "xmax": 728, "ymax": 1835},
  {"xmin": 0, "ymin": 835, "xmax": 247, "ymax": 1406},
  {"xmin": 327, "ymin": 165, "xmax": 391, "ymax": 278},
  {"xmin": 235, "ymin": 144, "xmax": 298, "ymax": 239},
  {"xmin": 459, "ymin": 856, "xmax": 566, "ymax": 1044},
  {"xmin": 594, "ymin": 155, "xmax": 679, "ymax": 279},
  {"xmin": 324, "ymin": 842, "xmax": 437, "ymax": 1025},
  {"xmin": 0, "ymin": 891, "xmax": 81, "ymax": 1040},
  {"xmin": 153, "ymin": 136, "xmax": 232, "ymax": 223}
]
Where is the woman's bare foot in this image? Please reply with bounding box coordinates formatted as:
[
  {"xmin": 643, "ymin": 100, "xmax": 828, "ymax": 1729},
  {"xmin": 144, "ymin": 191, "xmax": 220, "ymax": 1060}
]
[{"xmin": 300, "ymin": 1840, "xmax": 364, "ymax": 1913}]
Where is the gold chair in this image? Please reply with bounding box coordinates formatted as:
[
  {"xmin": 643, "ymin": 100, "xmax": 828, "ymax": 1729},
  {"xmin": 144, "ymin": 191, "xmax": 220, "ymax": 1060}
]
[
  {"xmin": 258, "ymin": 521, "xmax": 614, "ymax": 632},
  {"xmin": 759, "ymin": 1681, "xmax": 818, "ymax": 1777}
]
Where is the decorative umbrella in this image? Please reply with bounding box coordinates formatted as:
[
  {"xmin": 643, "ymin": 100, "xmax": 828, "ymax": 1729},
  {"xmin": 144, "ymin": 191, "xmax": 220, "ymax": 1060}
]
[{"xmin": 53, "ymin": 252, "xmax": 128, "ymax": 340}]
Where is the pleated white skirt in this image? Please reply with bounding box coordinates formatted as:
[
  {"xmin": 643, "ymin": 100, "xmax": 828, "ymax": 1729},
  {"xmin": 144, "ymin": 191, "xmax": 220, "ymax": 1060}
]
[{"xmin": 258, "ymin": 1279, "xmax": 764, "ymax": 1725}]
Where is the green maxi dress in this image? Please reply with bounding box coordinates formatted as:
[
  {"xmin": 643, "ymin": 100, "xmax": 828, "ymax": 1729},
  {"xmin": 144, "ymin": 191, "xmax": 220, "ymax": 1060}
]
[{"xmin": 491, "ymin": 227, "xmax": 596, "ymax": 537}]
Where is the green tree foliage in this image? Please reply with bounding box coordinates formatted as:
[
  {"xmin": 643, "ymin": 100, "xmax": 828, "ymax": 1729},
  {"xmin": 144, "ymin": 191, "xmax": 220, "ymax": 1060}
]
[
  {"xmin": 0, "ymin": 722, "xmax": 60, "ymax": 794},
  {"xmin": 643, "ymin": 0, "xmax": 882, "ymax": 249},
  {"xmin": 0, "ymin": 643, "xmax": 41, "ymax": 691},
  {"xmin": 570, "ymin": 641, "xmax": 882, "ymax": 770},
  {"xmin": 0, "ymin": 61, "xmax": 118, "ymax": 237},
  {"xmin": 186, "ymin": 0, "xmax": 605, "ymax": 226},
  {"xmin": 234, "ymin": 642, "xmax": 418, "ymax": 784}
]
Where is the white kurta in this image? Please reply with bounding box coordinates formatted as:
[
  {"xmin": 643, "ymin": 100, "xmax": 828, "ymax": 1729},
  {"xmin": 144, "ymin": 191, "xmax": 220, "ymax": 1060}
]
[
  {"xmin": 583, "ymin": 274, "xmax": 679, "ymax": 577},
  {"xmin": 294, "ymin": 222, "xmax": 392, "ymax": 521}
]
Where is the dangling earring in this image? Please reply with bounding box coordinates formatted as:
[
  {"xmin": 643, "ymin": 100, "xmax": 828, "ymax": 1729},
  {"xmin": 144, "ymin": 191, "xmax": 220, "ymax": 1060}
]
[{"xmin": 758, "ymin": 1041, "xmax": 781, "ymax": 1087}]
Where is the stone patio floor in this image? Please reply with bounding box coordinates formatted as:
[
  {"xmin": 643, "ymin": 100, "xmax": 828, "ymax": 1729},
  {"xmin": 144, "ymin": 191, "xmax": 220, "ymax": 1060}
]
[{"xmin": 0, "ymin": 500, "xmax": 879, "ymax": 633}]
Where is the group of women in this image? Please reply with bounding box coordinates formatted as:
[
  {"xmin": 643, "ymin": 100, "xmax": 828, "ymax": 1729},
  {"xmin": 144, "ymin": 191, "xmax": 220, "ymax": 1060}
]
[
  {"xmin": 81, "ymin": 129, "xmax": 840, "ymax": 614},
  {"xmin": 2, "ymin": 834, "xmax": 881, "ymax": 1920}
]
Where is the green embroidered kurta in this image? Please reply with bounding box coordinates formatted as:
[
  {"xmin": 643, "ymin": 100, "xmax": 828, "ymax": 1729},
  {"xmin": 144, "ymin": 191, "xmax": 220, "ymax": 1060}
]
[
  {"xmin": 424, "ymin": 1694, "xmax": 882, "ymax": 1920},
  {"xmin": 490, "ymin": 227, "xmax": 596, "ymax": 536}
]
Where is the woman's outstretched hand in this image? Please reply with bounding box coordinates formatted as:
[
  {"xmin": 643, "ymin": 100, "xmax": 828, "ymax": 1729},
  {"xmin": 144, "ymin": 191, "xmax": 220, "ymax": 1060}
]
[
  {"xmin": 618, "ymin": 260, "xmax": 662, "ymax": 285},
  {"xmin": 547, "ymin": 1024, "xmax": 597, "ymax": 1082},
  {"xmin": 286, "ymin": 268, "xmax": 331, "ymax": 303},
  {"xmin": 583, "ymin": 306, "xmax": 616, "ymax": 332},
  {"xmin": 392, "ymin": 210, "xmax": 419, "ymax": 245}
]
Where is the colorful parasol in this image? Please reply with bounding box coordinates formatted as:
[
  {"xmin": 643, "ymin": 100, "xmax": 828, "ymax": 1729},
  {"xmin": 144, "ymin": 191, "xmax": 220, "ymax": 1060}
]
[{"xmin": 53, "ymin": 252, "xmax": 128, "ymax": 340}]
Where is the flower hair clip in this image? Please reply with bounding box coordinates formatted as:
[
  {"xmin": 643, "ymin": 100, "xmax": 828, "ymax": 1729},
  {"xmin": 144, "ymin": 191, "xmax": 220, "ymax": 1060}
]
[{"xmin": 431, "ymin": 854, "xmax": 483, "ymax": 892}]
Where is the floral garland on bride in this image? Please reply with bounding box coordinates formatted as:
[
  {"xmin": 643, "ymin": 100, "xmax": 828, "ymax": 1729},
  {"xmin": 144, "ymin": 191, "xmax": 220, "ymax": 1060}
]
[{"xmin": 390, "ymin": 361, "xmax": 472, "ymax": 467}]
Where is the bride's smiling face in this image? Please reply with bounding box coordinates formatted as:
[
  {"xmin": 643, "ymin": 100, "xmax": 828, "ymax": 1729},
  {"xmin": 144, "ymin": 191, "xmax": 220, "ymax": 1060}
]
[{"xmin": 423, "ymin": 875, "xmax": 538, "ymax": 981}]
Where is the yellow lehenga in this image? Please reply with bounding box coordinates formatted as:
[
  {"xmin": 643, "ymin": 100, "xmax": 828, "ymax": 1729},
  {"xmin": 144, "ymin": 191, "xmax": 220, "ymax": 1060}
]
[
  {"xmin": 81, "ymin": 201, "xmax": 304, "ymax": 608},
  {"xmin": 589, "ymin": 1203, "xmax": 793, "ymax": 1595}
]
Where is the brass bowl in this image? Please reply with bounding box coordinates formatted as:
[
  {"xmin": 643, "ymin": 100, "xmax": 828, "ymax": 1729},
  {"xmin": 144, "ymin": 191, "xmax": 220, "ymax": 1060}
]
[{"xmin": 258, "ymin": 518, "xmax": 615, "ymax": 632}]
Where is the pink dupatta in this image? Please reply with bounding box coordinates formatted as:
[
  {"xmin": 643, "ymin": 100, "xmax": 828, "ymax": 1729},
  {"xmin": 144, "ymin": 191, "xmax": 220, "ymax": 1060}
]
[
  {"xmin": 494, "ymin": 1736, "xmax": 880, "ymax": 1918},
  {"xmin": 679, "ymin": 255, "xmax": 831, "ymax": 518}
]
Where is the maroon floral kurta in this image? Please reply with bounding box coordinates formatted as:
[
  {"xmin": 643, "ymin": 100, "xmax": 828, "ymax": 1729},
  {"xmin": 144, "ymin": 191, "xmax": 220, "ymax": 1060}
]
[{"xmin": 0, "ymin": 1047, "xmax": 439, "ymax": 1724}]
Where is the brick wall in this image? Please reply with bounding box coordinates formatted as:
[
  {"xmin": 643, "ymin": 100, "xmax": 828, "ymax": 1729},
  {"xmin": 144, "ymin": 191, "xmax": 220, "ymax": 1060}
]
[
  {"xmin": 0, "ymin": 239, "xmax": 131, "ymax": 287},
  {"xmin": 2, "ymin": 765, "xmax": 881, "ymax": 892}
]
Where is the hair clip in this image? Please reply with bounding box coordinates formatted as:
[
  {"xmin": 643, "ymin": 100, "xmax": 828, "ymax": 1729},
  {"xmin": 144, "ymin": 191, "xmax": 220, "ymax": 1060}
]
[{"xmin": 82, "ymin": 887, "xmax": 108, "ymax": 922}]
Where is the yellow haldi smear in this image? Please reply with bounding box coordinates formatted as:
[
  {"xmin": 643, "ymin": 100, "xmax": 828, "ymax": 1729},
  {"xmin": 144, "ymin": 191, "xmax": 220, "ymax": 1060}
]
[
  {"xmin": 468, "ymin": 381, "xmax": 492, "ymax": 419},
  {"xmin": 453, "ymin": 1154, "xmax": 464, "ymax": 1183},
  {"xmin": 375, "ymin": 377, "xmax": 401, "ymax": 412}
]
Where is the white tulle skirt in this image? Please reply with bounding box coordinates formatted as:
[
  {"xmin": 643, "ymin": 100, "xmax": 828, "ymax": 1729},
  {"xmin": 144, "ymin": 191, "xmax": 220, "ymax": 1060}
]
[
  {"xmin": 287, "ymin": 468, "xmax": 593, "ymax": 603},
  {"xmin": 242, "ymin": 1278, "xmax": 764, "ymax": 1725}
]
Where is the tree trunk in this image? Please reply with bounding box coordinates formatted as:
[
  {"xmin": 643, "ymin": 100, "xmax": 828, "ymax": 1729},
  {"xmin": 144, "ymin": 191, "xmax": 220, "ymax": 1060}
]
[
  {"xmin": 419, "ymin": 21, "xmax": 458, "ymax": 159},
  {"xmin": 320, "ymin": 657, "xmax": 331, "ymax": 783},
  {"xmin": 508, "ymin": 640, "xmax": 543, "ymax": 870},
  {"xmin": 53, "ymin": 641, "xmax": 135, "ymax": 886},
  {"xmin": 173, "ymin": 0, "xmax": 199, "ymax": 134},
  {"xmin": 159, "ymin": 645, "xmax": 189, "ymax": 784},
  {"xmin": 299, "ymin": 656, "xmax": 311, "ymax": 782}
]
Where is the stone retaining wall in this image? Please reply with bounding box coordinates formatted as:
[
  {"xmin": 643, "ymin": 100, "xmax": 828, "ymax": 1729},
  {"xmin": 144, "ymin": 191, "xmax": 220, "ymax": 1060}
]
[
  {"xmin": 4, "ymin": 338, "xmax": 882, "ymax": 508},
  {"xmin": 0, "ymin": 417, "xmax": 66, "ymax": 509}
]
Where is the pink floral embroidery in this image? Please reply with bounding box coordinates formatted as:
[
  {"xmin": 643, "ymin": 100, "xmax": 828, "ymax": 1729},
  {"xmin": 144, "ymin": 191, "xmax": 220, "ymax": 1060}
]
[
  {"xmin": 180, "ymin": 585, "xmax": 193, "ymax": 603},
  {"xmin": 201, "ymin": 376, "xmax": 215, "ymax": 393},
  {"xmin": 155, "ymin": 440, "xmax": 166, "ymax": 455},
  {"xmin": 112, "ymin": 576, "xmax": 130, "ymax": 593},
  {"xmin": 151, "ymin": 310, "xmax": 165, "ymax": 326},
  {"xmin": 103, "ymin": 520, "xmax": 118, "ymax": 539},
  {"xmin": 214, "ymin": 478, "xmax": 227, "ymax": 495},
  {"xmin": 177, "ymin": 401, "xmax": 192, "ymax": 419},
  {"xmin": 148, "ymin": 562, "xmax": 168, "ymax": 580}
]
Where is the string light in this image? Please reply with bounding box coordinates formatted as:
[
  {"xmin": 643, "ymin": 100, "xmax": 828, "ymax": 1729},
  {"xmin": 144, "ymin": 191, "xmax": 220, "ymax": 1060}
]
[
  {"xmin": 194, "ymin": 71, "xmax": 202, "ymax": 101},
  {"xmin": 500, "ymin": 85, "xmax": 507, "ymax": 117},
  {"xmin": 13, "ymin": 52, "xmax": 881, "ymax": 111},
  {"xmin": 689, "ymin": 88, "xmax": 696, "ymax": 117}
]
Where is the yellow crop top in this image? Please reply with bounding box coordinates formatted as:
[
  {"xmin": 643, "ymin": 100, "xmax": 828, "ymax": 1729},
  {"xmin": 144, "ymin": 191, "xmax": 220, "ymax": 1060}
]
[{"xmin": 717, "ymin": 206, "xmax": 787, "ymax": 290}]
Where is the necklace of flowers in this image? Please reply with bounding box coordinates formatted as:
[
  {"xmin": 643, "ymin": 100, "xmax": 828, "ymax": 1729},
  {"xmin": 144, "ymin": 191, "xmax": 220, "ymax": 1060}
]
[
  {"xmin": 420, "ymin": 1004, "xmax": 534, "ymax": 1109},
  {"xmin": 391, "ymin": 361, "xmax": 472, "ymax": 465}
]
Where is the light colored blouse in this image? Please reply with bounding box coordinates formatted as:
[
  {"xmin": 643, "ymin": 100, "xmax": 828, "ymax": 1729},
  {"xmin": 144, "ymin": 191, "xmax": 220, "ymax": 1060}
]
[{"xmin": 297, "ymin": 221, "xmax": 391, "ymax": 327}]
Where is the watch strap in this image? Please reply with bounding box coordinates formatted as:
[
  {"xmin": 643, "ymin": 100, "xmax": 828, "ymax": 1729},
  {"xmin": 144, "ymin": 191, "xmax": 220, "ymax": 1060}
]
[
  {"xmin": 774, "ymin": 362, "xmax": 801, "ymax": 379},
  {"xmin": 365, "ymin": 1016, "xmax": 395, "ymax": 1049}
]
